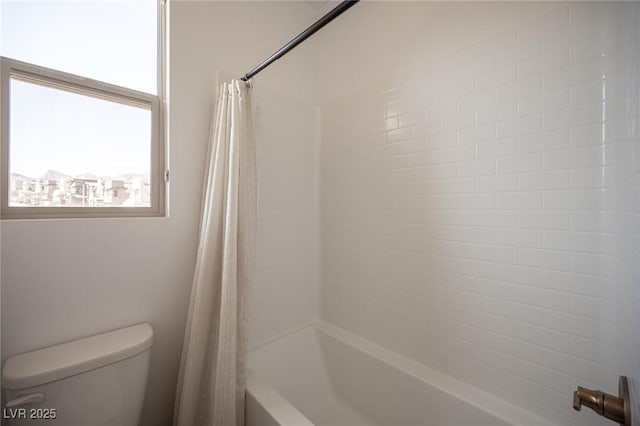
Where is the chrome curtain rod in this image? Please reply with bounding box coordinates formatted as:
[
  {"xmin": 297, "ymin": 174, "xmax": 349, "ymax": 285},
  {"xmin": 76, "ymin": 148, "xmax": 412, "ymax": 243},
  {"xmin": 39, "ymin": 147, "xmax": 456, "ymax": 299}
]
[{"xmin": 240, "ymin": 0, "xmax": 360, "ymax": 81}]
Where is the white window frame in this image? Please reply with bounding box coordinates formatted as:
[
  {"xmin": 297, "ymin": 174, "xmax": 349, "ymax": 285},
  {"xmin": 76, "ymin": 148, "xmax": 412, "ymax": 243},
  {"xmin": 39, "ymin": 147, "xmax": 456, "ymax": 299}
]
[{"xmin": 0, "ymin": 1, "xmax": 166, "ymax": 220}]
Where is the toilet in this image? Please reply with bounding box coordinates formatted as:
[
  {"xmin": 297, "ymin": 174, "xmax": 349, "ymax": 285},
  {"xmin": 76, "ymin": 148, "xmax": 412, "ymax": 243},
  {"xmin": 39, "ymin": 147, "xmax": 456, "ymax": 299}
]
[{"xmin": 2, "ymin": 323, "xmax": 153, "ymax": 426}]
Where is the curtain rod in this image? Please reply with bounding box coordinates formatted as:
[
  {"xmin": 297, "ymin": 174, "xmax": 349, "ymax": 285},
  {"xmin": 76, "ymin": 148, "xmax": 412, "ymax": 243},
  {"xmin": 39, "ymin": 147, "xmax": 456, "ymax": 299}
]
[{"xmin": 240, "ymin": 0, "xmax": 360, "ymax": 81}]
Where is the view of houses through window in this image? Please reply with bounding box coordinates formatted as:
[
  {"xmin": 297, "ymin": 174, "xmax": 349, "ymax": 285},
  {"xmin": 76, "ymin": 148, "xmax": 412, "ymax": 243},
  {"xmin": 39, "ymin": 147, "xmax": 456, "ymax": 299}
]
[
  {"xmin": 1, "ymin": 0, "xmax": 161, "ymax": 216},
  {"xmin": 7, "ymin": 74, "xmax": 153, "ymax": 209},
  {"xmin": 10, "ymin": 172, "xmax": 150, "ymax": 208}
]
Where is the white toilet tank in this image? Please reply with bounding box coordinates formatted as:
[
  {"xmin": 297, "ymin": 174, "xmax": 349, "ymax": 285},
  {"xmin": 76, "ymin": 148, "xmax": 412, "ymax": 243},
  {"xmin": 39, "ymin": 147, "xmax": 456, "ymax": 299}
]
[{"xmin": 2, "ymin": 323, "xmax": 153, "ymax": 426}]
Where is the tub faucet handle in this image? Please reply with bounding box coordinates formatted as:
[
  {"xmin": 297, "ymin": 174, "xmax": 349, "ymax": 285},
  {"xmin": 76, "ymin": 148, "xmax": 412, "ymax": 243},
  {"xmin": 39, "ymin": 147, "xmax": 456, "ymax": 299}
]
[{"xmin": 572, "ymin": 376, "xmax": 631, "ymax": 426}]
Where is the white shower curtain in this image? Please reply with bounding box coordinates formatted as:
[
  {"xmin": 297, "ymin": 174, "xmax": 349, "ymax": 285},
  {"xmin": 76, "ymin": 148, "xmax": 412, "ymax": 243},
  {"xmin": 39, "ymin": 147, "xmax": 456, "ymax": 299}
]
[{"xmin": 174, "ymin": 80, "xmax": 256, "ymax": 426}]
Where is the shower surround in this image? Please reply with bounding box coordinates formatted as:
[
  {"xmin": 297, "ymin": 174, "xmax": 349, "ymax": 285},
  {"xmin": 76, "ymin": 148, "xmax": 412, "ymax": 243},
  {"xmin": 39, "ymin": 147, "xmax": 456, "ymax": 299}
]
[
  {"xmin": 243, "ymin": 2, "xmax": 640, "ymax": 426},
  {"xmin": 313, "ymin": 2, "xmax": 639, "ymax": 426}
]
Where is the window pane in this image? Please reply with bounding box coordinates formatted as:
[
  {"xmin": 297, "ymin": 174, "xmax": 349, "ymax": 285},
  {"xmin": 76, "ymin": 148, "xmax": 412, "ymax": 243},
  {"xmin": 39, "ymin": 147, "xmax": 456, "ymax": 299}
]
[
  {"xmin": 1, "ymin": 0, "xmax": 157, "ymax": 94},
  {"xmin": 9, "ymin": 77, "xmax": 152, "ymax": 208}
]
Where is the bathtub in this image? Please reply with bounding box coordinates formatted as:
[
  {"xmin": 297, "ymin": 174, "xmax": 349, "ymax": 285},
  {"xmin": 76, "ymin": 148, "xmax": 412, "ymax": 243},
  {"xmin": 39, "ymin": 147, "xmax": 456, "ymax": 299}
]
[{"xmin": 246, "ymin": 322, "xmax": 559, "ymax": 426}]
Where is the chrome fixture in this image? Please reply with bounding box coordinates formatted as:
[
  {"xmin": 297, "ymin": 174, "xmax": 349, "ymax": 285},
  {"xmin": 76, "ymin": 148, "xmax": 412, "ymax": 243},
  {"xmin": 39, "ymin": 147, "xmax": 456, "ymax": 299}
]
[{"xmin": 573, "ymin": 375, "xmax": 631, "ymax": 426}]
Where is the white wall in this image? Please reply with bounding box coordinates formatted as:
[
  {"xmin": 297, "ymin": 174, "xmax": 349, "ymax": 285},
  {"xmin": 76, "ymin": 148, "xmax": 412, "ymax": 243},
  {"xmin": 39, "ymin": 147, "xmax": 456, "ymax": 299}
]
[
  {"xmin": 317, "ymin": 2, "xmax": 639, "ymax": 425},
  {"xmin": 1, "ymin": 1, "xmax": 319, "ymax": 424},
  {"xmin": 169, "ymin": 1, "xmax": 320, "ymax": 348},
  {"xmin": 252, "ymin": 86, "xmax": 319, "ymax": 344},
  {"xmin": 608, "ymin": 4, "xmax": 640, "ymax": 424}
]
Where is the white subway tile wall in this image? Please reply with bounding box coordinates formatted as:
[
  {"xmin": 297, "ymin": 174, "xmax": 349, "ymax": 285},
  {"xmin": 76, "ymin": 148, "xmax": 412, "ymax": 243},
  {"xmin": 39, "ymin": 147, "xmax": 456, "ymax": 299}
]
[
  {"xmin": 320, "ymin": 3, "xmax": 639, "ymax": 426},
  {"xmin": 609, "ymin": 4, "xmax": 640, "ymax": 426},
  {"xmin": 251, "ymin": 88, "xmax": 318, "ymax": 344}
]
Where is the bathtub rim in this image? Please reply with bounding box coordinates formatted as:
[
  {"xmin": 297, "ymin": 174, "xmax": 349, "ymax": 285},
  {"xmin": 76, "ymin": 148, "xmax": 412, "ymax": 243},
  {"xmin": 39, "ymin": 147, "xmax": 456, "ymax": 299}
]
[
  {"xmin": 248, "ymin": 320, "xmax": 561, "ymax": 426},
  {"xmin": 246, "ymin": 371, "xmax": 314, "ymax": 426}
]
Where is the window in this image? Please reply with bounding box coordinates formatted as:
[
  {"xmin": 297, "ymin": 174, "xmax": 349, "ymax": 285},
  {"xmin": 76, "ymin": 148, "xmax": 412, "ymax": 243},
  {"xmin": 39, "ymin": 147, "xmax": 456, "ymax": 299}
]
[{"xmin": 0, "ymin": 0, "xmax": 166, "ymax": 219}]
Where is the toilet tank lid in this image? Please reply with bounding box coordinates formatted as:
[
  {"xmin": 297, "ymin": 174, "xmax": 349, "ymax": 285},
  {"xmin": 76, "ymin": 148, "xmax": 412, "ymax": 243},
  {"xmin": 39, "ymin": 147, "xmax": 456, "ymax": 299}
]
[{"xmin": 2, "ymin": 323, "xmax": 153, "ymax": 390}]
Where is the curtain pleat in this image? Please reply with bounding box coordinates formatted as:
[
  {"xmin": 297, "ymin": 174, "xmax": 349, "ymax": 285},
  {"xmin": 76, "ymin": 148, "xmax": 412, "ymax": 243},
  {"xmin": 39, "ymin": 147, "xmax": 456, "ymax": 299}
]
[{"xmin": 174, "ymin": 80, "xmax": 256, "ymax": 426}]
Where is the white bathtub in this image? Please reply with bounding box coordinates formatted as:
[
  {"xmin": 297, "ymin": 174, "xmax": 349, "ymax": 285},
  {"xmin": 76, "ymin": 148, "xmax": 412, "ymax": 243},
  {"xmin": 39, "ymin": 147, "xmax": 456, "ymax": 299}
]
[{"xmin": 246, "ymin": 322, "xmax": 558, "ymax": 426}]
